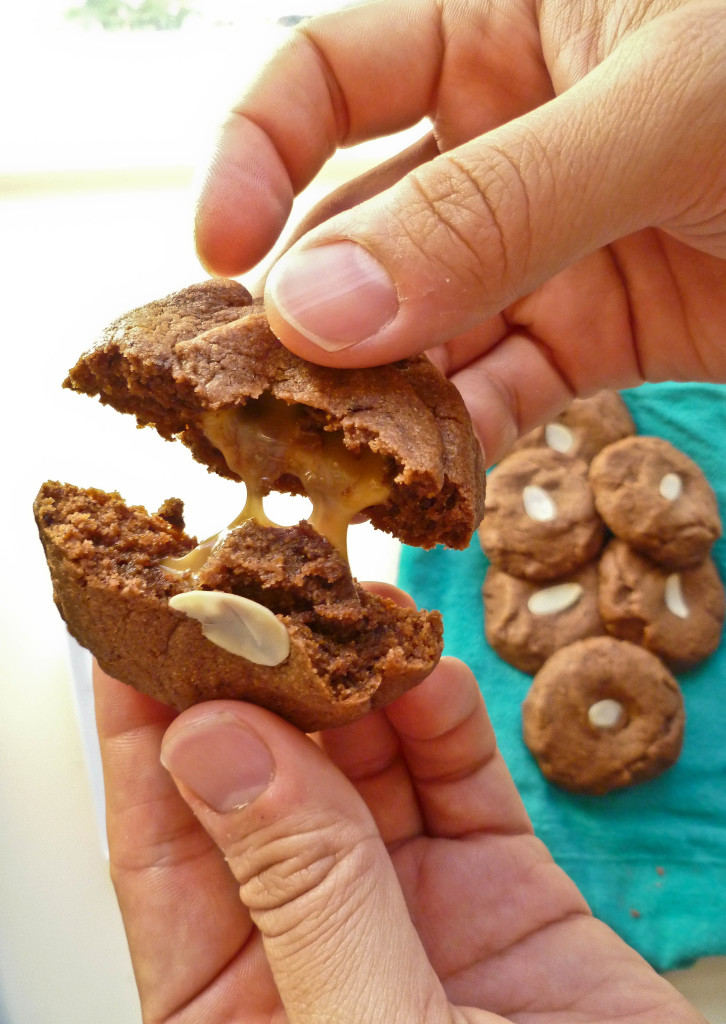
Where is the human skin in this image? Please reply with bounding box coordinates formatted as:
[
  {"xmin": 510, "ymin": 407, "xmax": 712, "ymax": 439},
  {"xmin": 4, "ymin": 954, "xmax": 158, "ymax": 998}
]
[
  {"xmin": 95, "ymin": 3, "xmax": 725, "ymax": 1018},
  {"xmin": 195, "ymin": 0, "xmax": 726, "ymax": 466},
  {"xmin": 96, "ymin": 587, "xmax": 705, "ymax": 1023}
]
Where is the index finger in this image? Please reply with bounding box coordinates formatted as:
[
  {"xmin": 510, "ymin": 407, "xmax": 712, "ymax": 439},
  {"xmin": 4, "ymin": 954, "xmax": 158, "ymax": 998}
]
[{"xmin": 195, "ymin": 0, "xmax": 442, "ymax": 275}]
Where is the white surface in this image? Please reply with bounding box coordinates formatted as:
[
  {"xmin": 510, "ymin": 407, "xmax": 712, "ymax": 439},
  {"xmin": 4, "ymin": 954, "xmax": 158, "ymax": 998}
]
[{"xmin": 1, "ymin": 17, "xmax": 725, "ymax": 1024}]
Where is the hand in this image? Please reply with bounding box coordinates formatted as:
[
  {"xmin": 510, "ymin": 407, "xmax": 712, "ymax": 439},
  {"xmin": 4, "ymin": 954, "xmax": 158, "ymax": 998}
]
[
  {"xmin": 95, "ymin": 589, "xmax": 703, "ymax": 1023},
  {"xmin": 195, "ymin": 0, "xmax": 726, "ymax": 465}
]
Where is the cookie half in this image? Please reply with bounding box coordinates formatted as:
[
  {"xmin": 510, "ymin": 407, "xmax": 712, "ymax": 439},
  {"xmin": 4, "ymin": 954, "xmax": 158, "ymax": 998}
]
[
  {"xmin": 64, "ymin": 280, "xmax": 485, "ymax": 551},
  {"xmin": 522, "ymin": 636, "xmax": 685, "ymax": 794},
  {"xmin": 35, "ymin": 482, "xmax": 443, "ymax": 732}
]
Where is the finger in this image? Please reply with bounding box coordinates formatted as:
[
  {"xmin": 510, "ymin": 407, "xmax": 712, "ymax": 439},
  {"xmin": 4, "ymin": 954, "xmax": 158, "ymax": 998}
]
[
  {"xmin": 279, "ymin": 131, "xmax": 440, "ymax": 253},
  {"xmin": 319, "ymin": 658, "xmax": 531, "ymax": 845},
  {"xmin": 249, "ymin": 131, "xmax": 440, "ymax": 295},
  {"xmin": 312, "ymin": 581, "xmax": 424, "ymax": 844},
  {"xmin": 195, "ymin": 0, "xmax": 443, "ymax": 275},
  {"xmin": 450, "ymin": 330, "xmax": 570, "ymax": 467},
  {"xmin": 318, "ymin": 707, "xmax": 424, "ymax": 846},
  {"xmin": 386, "ymin": 658, "xmax": 532, "ymax": 838},
  {"xmin": 360, "ymin": 579, "xmax": 417, "ymax": 608},
  {"xmin": 264, "ymin": 10, "xmax": 726, "ymax": 367},
  {"xmin": 446, "ymin": 244, "xmax": 647, "ymax": 465},
  {"xmin": 93, "ymin": 666, "xmax": 255, "ymax": 1020},
  {"xmin": 160, "ymin": 702, "xmax": 458, "ymax": 1024}
]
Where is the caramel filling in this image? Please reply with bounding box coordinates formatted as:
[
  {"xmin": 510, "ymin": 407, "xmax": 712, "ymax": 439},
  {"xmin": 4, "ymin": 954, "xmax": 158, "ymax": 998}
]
[{"xmin": 162, "ymin": 393, "xmax": 391, "ymax": 573}]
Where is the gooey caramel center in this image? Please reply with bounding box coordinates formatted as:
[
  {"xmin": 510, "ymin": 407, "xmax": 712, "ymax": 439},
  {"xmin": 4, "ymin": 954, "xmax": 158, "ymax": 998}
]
[{"xmin": 162, "ymin": 393, "xmax": 392, "ymax": 574}]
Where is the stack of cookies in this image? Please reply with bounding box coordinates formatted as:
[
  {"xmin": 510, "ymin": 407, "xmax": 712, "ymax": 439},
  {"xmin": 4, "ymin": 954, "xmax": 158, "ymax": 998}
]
[{"xmin": 479, "ymin": 391, "xmax": 725, "ymax": 795}]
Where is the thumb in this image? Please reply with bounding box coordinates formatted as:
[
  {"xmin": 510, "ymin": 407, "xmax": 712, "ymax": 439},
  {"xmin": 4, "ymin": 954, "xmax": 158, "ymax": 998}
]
[
  {"xmin": 160, "ymin": 701, "xmax": 450, "ymax": 1024},
  {"xmin": 264, "ymin": 9, "xmax": 725, "ymax": 367}
]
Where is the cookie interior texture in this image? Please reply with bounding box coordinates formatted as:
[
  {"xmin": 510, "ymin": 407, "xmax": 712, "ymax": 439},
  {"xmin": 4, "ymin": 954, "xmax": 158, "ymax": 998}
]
[
  {"xmin": 37, "ymin": 280, "xmax": 487, "ymax": 728},
  {"xmin": 35, "ymin": 483, "xmax": 443, "ymax": 732}
]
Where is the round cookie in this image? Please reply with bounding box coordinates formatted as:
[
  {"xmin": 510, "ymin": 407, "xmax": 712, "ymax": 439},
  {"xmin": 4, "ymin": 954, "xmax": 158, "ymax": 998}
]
[
  {"xmin": 589, "ymin": 435, "xmax": 722, "ymax": 569},
  {"xmin": 598, "ymin": 538, "xmax": 725, "ymax": 670},
  {"xmin": 65, "ymin": 279, "xmax": 486, "ymax": 552},
  {"xmin": 478, "ymin": 448, "xmax": 606, "ymax": 581},
  {"xmin": 522, "ymin": 636, "xmax": 685, "ymax": 795},
  {"xmin": 483, "ymin": 562, "xmax": 605, "ymax": 674},
  {"xmin": 511, "ymin": 390, "xmax": 636, "ymax": 463}
]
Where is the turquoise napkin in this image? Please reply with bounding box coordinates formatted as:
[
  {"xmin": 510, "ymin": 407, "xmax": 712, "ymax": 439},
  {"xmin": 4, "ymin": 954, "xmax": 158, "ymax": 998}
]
[{"xmin": 398, "ymin": 383, "xmax": 726, "ymax": 972}]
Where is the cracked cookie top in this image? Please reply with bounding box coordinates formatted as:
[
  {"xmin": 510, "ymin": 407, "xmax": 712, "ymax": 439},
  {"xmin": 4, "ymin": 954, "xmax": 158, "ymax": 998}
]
[{"xmin": 65, "ymin": 279, "xmax": 486, "ymax": 550}]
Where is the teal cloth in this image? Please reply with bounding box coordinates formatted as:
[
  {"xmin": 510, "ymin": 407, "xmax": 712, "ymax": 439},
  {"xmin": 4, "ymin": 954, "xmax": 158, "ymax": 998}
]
[{"xmin": 398, "ymin": 383, "xmax": 726, "ymax": 972}]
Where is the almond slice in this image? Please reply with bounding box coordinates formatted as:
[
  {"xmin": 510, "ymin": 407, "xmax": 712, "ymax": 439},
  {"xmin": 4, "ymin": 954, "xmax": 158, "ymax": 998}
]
[
  {"xmin": 588, "ymin": 698, "xmax": 624, "ymax": 730},
  {"xmin": 527, "ymin": 582, "xmax": 584, "ymax": 616},
  {"xmin": 664, "ymin": 573, "xmax": 689, "ymax": 619},
  {"xmin": 544, "ymin": 422, "xmax": 574, "ymax": 453},
  {"xmin": 523, "ymin": 485, "xmax": 557, "ymax": 522},
  {"xmin": 169, "ymin": 591, "xmax": 290, "ymax": 665},
  {"xmin": 659, "ymin": 472, "xmax": 682, "ymax": 501}
]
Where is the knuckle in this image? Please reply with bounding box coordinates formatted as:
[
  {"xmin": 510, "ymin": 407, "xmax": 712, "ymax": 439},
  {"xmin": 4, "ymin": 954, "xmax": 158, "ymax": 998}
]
[
  {"xmin": 227, "ymin": 817, "xmax": 380, "ymax": 938},
  {"xmin": 398, "ymin": 135, "xmax": 546, "ymax": 297}
]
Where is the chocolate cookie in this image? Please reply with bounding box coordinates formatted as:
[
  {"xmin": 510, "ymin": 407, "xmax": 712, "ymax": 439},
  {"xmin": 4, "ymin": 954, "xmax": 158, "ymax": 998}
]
[
  {"xmin": 65, "ymin": 279, "xmax": 485, "ymax": 551},
  {"xmin": 598, "ymin": 539, "xmax": 725, "ymax": 670},
  {"xmin": 511, "ymin": 390, "xmax": 636, "ymax": 463},
  {"xmin": 34, "ymin": 482, "xmax": 443, "ymax": 732},
  {"xmin": 478, "ymin": 448, "xmax": 606, "ymax": 581},
  {"xmin": 483, "ymin": 562, "xmax": 604, "ymax": 674},
  {"xmin": 589, "ymin": 435, "xmax": 722, "ymax": 569},
  {"xmin": 37, "ymin": 281, "xmax": 487, "ymax": 728},
  {"xmin": 522, "ymin": 636, "xmax": 685, "ymax": 794}
]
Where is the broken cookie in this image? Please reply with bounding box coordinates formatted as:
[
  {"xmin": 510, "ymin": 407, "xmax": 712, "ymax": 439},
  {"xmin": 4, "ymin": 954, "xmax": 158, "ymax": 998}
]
[{"xmin": 35, "ymin": 280, "xmax": 486, "ymax": 730}]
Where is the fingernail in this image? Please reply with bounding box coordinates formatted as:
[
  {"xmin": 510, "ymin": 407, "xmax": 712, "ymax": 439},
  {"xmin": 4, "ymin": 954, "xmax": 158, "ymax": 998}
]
[
  {"xmin": 266, "ymin": 241, "xmax": 398, "ymax": 351},
  {"xmin": 161, "ymin": 712, "xmax": 274, "ymax": 814}
]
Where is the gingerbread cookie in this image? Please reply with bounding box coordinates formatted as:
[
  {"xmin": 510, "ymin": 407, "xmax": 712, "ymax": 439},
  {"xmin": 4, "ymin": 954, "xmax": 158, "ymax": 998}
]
[
  {"xmin": 598, "ymin": 539, "xmax": 725, "ymax": 670},
  {"xmin": 483, "ymin": 562, "xmax": 604, "ymax": 674},
  {"xmin": 522, "ymin": 636, "xmax": 685, "ymax": 794},
  {"xmin": 590, "ymin": 435, "xmax": 722, "ymax": 569},
  {"xmin": 478, "ymin": 448, "xmax": 606, "ymax": 581},
  {"xmin": 511, "ymin": 390, "xmax": 636, "ymax": 464}
]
